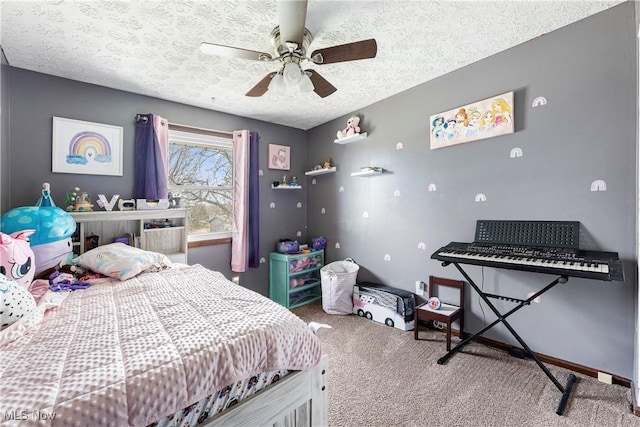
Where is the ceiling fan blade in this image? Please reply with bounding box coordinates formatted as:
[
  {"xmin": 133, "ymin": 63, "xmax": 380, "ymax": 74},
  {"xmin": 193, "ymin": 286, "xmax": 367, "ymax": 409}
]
[
  {"xmin": 305, "ymin": 70, "xmax": 337, "ymax": 98},
  {"xmin": 246, "ymin": 72, "xmax": 277, "ymax": 97},
  {"xmin": 277, "ymin": 0, "xmax": 308, "ymax": 46},
  {"xmin": 200, "ymin": 42, "xmax": 272, "ymax": 61},
  {"xmin": 311, "ymin": 39, "xmax": 377, "ymax": 64}
]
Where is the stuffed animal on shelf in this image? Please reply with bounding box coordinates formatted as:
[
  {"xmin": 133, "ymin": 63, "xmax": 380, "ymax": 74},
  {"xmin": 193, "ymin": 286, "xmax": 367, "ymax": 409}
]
[
  {"xmin": 312, "ymin": 236, "xmax": 327, "ymax": 251},
  {"xmin": 0, "ymin": 230, "xmax": 36, "ymax": 289},
  {"xmin": 336, "ymin": 115, "xmax": 361, "ymax": 140}
]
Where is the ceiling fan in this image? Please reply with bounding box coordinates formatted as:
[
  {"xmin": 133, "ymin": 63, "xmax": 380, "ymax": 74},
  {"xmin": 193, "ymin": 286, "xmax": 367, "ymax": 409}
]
[{"xmin": 199, "ymin": 0, "xmax": 377, "ymax": 98}]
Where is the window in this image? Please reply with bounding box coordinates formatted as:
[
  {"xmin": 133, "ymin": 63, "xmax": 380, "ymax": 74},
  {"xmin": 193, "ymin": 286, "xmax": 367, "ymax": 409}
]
[{"xmin": 168, "ymin": 126, "xmax": 233, "ymax": 242}]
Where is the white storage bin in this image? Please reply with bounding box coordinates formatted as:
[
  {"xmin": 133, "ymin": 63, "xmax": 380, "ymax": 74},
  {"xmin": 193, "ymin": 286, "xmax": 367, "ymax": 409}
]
[{"xmin": 321, "ymin": 258, "xmax": 359, "ymax": 314}]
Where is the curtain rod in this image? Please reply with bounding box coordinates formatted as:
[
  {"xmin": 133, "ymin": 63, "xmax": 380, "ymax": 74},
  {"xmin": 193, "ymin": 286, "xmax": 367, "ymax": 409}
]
[
  {"xmin": 134, "ymin": 115, "xmax": 233, "ymax": 137},
  {"xmin": 169, "ymin": 121, "xmax": 233, "ymax": 136}
]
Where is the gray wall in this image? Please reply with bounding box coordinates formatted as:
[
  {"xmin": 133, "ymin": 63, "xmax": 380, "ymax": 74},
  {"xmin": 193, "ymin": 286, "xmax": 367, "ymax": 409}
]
[
  {"xmin": 4, "ymin": 69, "xmax": 309, "ymax": 296},
  {"xmin": 2, "ymin": 2, "xmax": 637, "ymax": 379},
  {"xmin": 306, "ymin": 3, "xmax": 637, "ymax": 378}
]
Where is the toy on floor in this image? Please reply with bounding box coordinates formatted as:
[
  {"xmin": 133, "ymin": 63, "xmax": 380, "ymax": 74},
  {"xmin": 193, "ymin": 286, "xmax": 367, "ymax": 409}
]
[{"xmin": 353, "ymin": 282, "xmax": 415, "ymax": 331}]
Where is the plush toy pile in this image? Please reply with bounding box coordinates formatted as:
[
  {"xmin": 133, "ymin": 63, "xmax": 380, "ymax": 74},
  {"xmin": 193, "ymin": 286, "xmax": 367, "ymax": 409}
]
[
  {"xmin": 0, "ymin": 231, "xmax": 38, "ymax": 331},
  {"xmin": 0, "ymin": 213, "xmax": 106, "ymax": 332},
  {"xmin": 0, "ymin": 188, "xmax": 81, "ymax": 331}
]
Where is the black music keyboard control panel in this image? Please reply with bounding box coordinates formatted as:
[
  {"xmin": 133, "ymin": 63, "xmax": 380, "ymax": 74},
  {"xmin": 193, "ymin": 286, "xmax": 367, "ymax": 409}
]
[{"xmin": 432, "ymin": 242, "xmax": 624, "ymax": 282}]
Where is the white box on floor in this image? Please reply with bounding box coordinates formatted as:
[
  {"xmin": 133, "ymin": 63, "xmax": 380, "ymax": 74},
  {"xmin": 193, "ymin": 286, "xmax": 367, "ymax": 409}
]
[{"xmin": 353, "ymin": 282, "xmax": 415, "ymax": 330}]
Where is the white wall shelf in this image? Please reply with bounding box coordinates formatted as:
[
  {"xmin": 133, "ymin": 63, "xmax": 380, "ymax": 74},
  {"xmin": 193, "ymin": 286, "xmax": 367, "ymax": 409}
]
[
  {"xmin": 305, "ymin": 167, "xmax": 336, "ymax": 176},
  {"xmin": 351, "ymin": 168, "xmax": 383, "ymax": 177},
  {"xmin": 334, "ymin": 132, "xmax": 368, "ymax": 144},
  {"xmin": 272, "ymin": 185, "xmax": 302, "ymax": 189}
]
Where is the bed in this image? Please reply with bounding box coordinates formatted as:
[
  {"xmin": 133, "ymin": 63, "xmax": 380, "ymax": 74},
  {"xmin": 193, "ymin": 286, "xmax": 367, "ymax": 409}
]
[{"xmin": 0, "ymin": 257, "xmax": 328, "ymax": 427}]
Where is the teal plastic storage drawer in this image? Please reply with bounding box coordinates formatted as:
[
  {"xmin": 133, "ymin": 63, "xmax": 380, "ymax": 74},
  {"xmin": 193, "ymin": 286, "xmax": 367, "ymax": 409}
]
[{"xmin": 269, "ymin": 251, "xmax": 324, "ymax": 309}]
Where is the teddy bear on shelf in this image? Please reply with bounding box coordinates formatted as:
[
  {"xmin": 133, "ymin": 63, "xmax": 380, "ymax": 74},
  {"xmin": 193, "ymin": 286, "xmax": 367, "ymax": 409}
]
[{"xmin": 336, "ymin": 115, "xmax": 361, "ymax": 140}]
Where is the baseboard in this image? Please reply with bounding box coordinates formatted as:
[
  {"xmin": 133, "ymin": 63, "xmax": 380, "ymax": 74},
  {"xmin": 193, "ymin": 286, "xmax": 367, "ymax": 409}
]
[
  {"xmin": 632, "ymin": 382, "xmax": 640, "ymax": 416},
  {"xmin": 439, "ymin": 327, "xmax": 632, "ymax": 388}
]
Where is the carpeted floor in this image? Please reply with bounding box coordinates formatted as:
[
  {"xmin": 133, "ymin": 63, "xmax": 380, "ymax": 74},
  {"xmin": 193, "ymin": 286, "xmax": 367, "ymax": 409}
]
[{"xmin": 292, "ymin": 300, "xmax": 640, "ymax": 427}]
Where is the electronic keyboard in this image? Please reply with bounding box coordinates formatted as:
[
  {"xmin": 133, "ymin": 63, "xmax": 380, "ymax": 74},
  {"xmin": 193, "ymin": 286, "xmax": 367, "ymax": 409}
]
[
  {"xmin": 431, "ymin": 221, "xmax": 624, "ymax": 416},
  {"xmin": 431, "ymin": 241, "xmax": 624, "ymax": 282}
]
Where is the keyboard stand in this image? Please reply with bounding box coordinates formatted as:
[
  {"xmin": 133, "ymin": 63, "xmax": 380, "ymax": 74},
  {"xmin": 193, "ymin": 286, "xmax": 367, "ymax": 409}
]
[{"xmin": 437, "ymin": 261, "xmax": 576, "ymax": 416}]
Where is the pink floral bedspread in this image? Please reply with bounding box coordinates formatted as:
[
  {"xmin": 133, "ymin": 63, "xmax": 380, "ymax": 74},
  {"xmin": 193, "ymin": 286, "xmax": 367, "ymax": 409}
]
[{"xmin": 0, "ymin": 264, "xmax": 322, "ymax": 426}]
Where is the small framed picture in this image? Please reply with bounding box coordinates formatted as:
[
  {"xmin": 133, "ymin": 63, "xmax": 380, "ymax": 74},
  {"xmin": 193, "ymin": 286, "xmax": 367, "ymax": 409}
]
[
  {"xmin": 52, "ymin": 116, "xmax": 124, "ymax": 176},
  {"xmin": 268, "ymin": 144, "xmax": 290, "ymax": 170}
]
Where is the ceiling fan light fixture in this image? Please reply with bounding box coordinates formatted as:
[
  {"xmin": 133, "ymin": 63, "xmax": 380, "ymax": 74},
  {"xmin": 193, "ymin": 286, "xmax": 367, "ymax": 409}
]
[
  {"xmin": 268, "ymin": 72, "xmax": 286, "ymax": 92},
  {"xmin": 206, "ymin": 1, "xmax": 378, "ymax": 99},
  {"xmin": 283, "ymin": 61, "xmax": 302, "ymax": 86},
  {"xmin": 298, "ymin": 71, "xmax": 314, "ymax": 93}
]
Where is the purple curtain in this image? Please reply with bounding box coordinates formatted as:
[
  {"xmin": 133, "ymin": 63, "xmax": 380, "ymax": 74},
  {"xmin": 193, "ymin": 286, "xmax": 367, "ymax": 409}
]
[
  {"xmin": 134, "ymin": 114, "xmax": 169, "ymax": 200},
  {"xmin": 231, "ymin": 130, "xmax": 260, "ymax": 272}
]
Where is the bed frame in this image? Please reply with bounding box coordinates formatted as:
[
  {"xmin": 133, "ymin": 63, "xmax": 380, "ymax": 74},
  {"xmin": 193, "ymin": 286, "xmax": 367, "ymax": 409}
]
[{"xmin": 204, "ymin": 354, "xmax": 329, "ymax": 426}]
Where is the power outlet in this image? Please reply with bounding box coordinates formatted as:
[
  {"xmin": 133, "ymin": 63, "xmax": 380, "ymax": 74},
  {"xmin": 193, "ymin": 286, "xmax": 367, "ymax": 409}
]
[
  {"xmin": 597, "ymin": 372, "xmax": 613, "ymax": 384},
  {"xmin": 415, "ymin": 280, "xmax": 425, "ymax": 296}
]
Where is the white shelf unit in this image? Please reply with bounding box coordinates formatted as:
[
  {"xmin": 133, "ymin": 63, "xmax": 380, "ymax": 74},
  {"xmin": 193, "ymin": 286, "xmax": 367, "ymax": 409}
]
[
  {"xmin": 305, "ymin": 167, "xmax": 336, "ymax": 176},
  {"xmin": 271, "ymin": 185, "xmax": 302, "ymax": 189},
  {"xmin": 69, "ymin": 209, "xmax": 188, "ymax": 263},
  {"xmin": 334, "ymin": 132, "xmax": 368, "ymax": 144},
  {"xmin": 351, "ymin": 168, "xmax": 383, "ymax": 177}
]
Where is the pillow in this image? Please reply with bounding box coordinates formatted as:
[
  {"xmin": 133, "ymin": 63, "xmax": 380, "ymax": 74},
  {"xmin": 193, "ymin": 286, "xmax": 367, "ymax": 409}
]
[
  {"xmin": 1, "ymin": 287, "xmax": 69, "ymax": 346},
  {"xmin": 71, "ymin": 243, "xmax": 172, "ymax": 281},
  {"xmin": 1, "ymin": 274, "xmax": 37, "ymax": 331}
]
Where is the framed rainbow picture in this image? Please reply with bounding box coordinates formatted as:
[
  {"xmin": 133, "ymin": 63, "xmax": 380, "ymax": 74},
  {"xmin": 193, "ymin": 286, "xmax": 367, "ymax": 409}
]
[{"xmin": 52, "ymin": 117, "xmax": 123, "ymax": 176}]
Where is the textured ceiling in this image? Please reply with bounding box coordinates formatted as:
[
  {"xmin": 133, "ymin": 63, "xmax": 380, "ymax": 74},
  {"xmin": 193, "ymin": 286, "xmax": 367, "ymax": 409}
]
[{"xmin": 0, "ymin": 1, "xmax": 623, "ymax": 130}]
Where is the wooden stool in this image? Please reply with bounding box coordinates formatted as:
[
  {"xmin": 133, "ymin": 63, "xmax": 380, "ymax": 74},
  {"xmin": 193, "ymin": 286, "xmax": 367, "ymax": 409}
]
[{"xmin": 414, "ymin": 276, "xmax": 464, "ymax": 351}]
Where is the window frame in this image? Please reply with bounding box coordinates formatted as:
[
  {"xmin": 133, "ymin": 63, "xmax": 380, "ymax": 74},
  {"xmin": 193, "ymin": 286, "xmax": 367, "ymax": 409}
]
[{"xmin": 167, "ymin": 125, "xmax": 234, "ymax": 244}]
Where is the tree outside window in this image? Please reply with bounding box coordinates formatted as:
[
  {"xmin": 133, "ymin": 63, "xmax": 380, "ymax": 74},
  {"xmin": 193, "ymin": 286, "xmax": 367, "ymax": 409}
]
[{"xmin": 168, "ymin": 128, "xmax": 233, "ymax": 241}]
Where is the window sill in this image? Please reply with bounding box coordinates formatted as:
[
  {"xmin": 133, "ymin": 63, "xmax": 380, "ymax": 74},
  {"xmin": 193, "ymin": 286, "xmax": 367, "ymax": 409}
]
[{"xmin": 188, "ymin": 237, "xmax": 232, "ymax": 248}]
